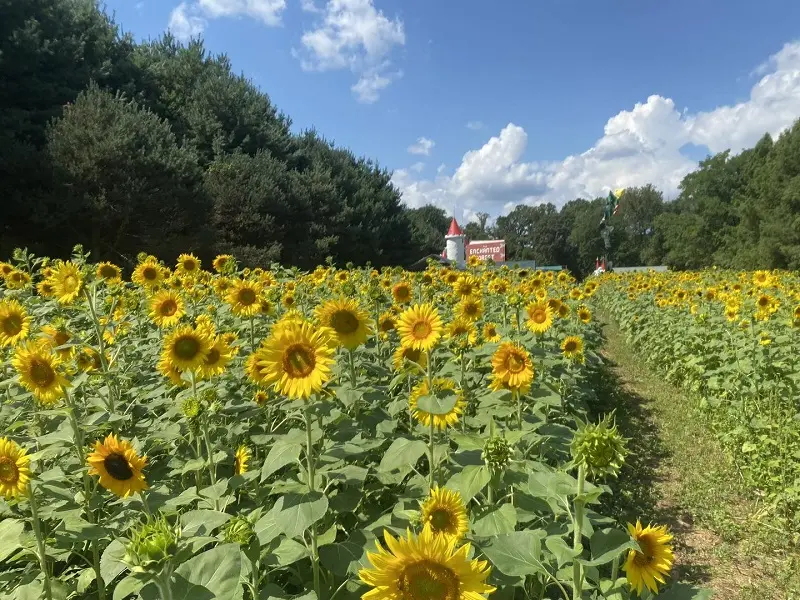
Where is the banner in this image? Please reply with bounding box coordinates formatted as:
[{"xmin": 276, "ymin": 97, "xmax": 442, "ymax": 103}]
[{"xmin": 466, "ymin": 240, "xmax": 506, "ymax": 263}]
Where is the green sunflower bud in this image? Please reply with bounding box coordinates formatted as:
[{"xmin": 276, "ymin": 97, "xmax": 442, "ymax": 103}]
[
  {"xmin": 181, "ymin": 396, "xmax": 201, "ymax": 419},
  {"xmin": 223, "ymin": 516, "xmax": 254, "ymax": 547},
  {"xmin": 570, "ymin": 413, "xmax": 628, "ymax": 480},
  {"xmin": 482, "ymin": 437, "xmax": 513, "ymax": 473},
  {"xmin": 125, "ymin": 515, "xmax": 180, "ymax": 571}
]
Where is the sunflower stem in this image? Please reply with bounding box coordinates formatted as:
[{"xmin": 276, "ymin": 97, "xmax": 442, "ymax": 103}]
[
  {"xmin": 429, "ymin": 417, "xmax": 436, "ymax": 490},
  {"xmin": 611, "ymin": 554, "xmax": 620, "ymax": 581},
  {"xmin": 347, "ymin": 349, "xmax": 357, "ymax": 387},
  {"xmin": 572, "ymin": 463, "xmax": 586, "ymax": 600},
  {"xmin": 82, "ymin": 284, "xmax": 115, "ymax": 415},
  {"xmin": 249, "ymin": 315, "xmax": 255, "ymax": 351},
  {"xmin": 514, "ymin": 390, "xmax": 522, "ymax": 430},
  {"xmin": 304, "ymin": 402, "xmax": 322, "ymax": 599},
  {"xmin": 28, "ymin": 486, "xmax": 53, "ymax": 600}
]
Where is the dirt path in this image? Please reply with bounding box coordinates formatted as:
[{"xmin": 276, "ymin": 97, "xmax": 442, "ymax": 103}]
[{"xmin": 596, "ymin": 319, "xmax": 798, "ymax": 600}]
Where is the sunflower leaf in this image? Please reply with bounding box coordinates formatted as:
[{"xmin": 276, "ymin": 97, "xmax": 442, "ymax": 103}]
[
  {"xmin": 416, "ymin": 391, "xmax": 458, "ymax": 415},
  {"xmin": 479, "ymin": 530, "xmax": 548, "ymax": 577},
  {"xmin": 378, "ymin": 438, "xmax": 427, "ymax": 473}
]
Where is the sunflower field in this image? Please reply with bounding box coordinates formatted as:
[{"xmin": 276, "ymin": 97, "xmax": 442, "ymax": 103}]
[
  {"xmin": 0, "ymin": 247, "xmax": 702, "ymax": 600},
  {"xmin": 597, "ymin": 269, "xmax": 800, "ymax": 527}
]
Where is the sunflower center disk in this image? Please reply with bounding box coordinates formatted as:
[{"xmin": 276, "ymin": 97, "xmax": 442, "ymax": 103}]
[
  {"xmin": 565, "ymin": 342, "xmax": 577, "ymax": 352},
  {"xmin": 160, "ymin": 300, "xmax": 178, "ymax": 316},
  {"xmin": 533, "ymin": 310, "xmax": 546, "ymax": 324},
  {"xmin": 205, "ymin": 348, "xmax": 221, "ymax": 365},
  {"xmin": 63, "ymin": 275, "xmax": 78, "ymax": 292},
  {"xmin": 284, "ymin": 344, "xmax": 316, "ymax": 378},
  {"xmin": 104, "ymin": 453, "xmax": 134, "ymax": 481},
  {"xmin": 413, "ymin": 322, "xmax": 432, "ymax": 339},
  {"xmin": 30, "ymin": 360, "xmax": 55, "ymax": 387},
  {"xmin": 143, "ymin": 268, "xmax": 157, "ymax": 280},
  {"xmin": 0, "ymin": 458, "xmax": 19, "ymax": 484},
  {"xmin": 55, "ymin": 332, "xmax": 70, "ymax": 346},
  {"xmin": 238, "ymin": 289, "xmax": 257, "ymax": 306},
  {"xmin": 399, "ymin": 560, "xmax": 460, "ymax": 600},
  {"xmin": 331, "ymin": 310, "xmax": 359, "ymax": 335},
  {"xmin": 2, "ymin": 315, "xmax": 22, "ymax": 336},
  {"xmin": 174, "ymin": 337, "xmax": 200, "ymax": 360},
  {"xmin": 100, "ymin": 266, "xmax": 117, "ymax": 278},
  {"xmin": 429, "ymin": 509, "xmax": 453, "ymax": 532},
  {"xmin": 506, "ymin": 354, "xmax": 525, "ymax": 374}
]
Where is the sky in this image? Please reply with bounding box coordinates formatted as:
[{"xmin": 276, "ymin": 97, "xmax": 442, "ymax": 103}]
[{"xmin": 106, "ymin": 0, "xmax": 800, "ymax": 222}]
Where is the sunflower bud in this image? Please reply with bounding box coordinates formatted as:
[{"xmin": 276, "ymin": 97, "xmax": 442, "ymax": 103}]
[
  {"xmin": 125, "ymin": 515, "xmax": 179, "ymax": 571},
  {"xmin": 570, "ymin": 414, "xmax": 628, "ymax": 480},
  {"xmin": 181, "ymin": 396, "xmax": 201, "ymax": 419},
  {"xmin": 482, "ymin": 436, "xmax": 513, "ymax": 474},
  {"xmin": 223, "ymin": 516, "xmax": 254, "ymax": 546}
]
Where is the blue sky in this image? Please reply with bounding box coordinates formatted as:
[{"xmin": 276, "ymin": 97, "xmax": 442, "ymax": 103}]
[{"xmin": 106, "ymin": 0, "xmax": 800, "ymax": 219}]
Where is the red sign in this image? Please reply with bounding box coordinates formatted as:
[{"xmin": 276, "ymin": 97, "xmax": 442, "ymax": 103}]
[{"xmin": 466, "ymin": 240, "xmax": 506, "ymax": 263}]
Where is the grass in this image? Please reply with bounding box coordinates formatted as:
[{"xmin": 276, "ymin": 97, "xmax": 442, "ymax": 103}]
[{"xmin": 594, "ymin": 317, "xmax": 800, "ymax": 600}]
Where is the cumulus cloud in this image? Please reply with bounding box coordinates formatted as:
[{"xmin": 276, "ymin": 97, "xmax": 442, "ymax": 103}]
[
  {"xmin": 168, "ymin": 3, "xmax": 207, "ymax": 40},
  {"xmin": 407, "ymin": 137, "xmax": 435, "ymax": 156},
  {"xmin": 167, "ymin": 0, "xmax": 286, "ymax": 42},
  {"xmin": 297, "ymin": 0, "xmax": 405, "ymax": 102},
  {"xmin": 393, "ymin": 41, "xmax": 800, "ymax": 216}
]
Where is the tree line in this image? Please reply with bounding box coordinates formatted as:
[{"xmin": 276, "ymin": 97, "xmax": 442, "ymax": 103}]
[{"xmin": 3, "ymin": 1, "xmax": 800, "ymax": 276}]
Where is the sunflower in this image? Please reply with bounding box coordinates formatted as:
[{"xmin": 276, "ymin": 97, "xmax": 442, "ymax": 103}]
[
  {"xmin": 149, "ymin": 290, "xmax": 186, "ymax": 328},
  {"xmin": 316, "ymin": 298, "xmax": 373, "ymax": 350},
  {"xmin": 623, "ymin": 521, "xmax": 673, "ymax": 595},
  {"xmin": 525, "ymin": 301, "xmax": 553, "ymax": 334},
  {"xmin": 453, "ymin": 275, "xmax": 479, "ymax": 298},
  {"xmin": 358, "ymin": 526, "xmax": 495, "ymax": 600},
  {"xmin": 0, "ymin": 438, "xmax": 31, "ymax": 499},
  {"xmin": 132, "ymin": 260, "xmax": 165, "ymax": 290},
  {"xmin": 752, "ymin": 270, "xmax": 772, "ymax": 288},
  {"xmin": 397, "ymin": 304, "xmax": 443, "ymax": 351},
  {"xmin": 37, "ymin": 279, "xmax": 55, "ymax": 297},
  {"xmin": 456, "ymin": 296, "xmax": 484, "ymax": 321},
  {"xmin": 161, "ymin": 325, "xmax": 213, "ymax": 371},
  {"xmin": 12, "ymin": 341, "xmax": 69, "ymax": 405},
  {"xmin": 481, "ymin": 322, "xmax": 501, "ymax": 343},
  {"xmin": 568, "ymin": 287, "xmax": 583, "ymax": 301},
  {"xmin": 557, "ymin": 302, "xmax": 570, "ymax": 319},
  {"xmin": 0, "ymin": 262, "xmax": 13, "ymax": 278},
  {"xmin": 282, "ymin": 293, "xmax": 296, "ymax": 309},
  {"xmin": 157, "ymin": 354, "xmax": 186, "ymax": 387},
  {"xmin": 87, "ymin": 434, "xmax": 148, "ymax": 498},
  {"xmin": 196, "ymin": 336, "xmax": 234, "ymax": 379},
  {"xmin": 227, "ymin": 279, "xmax": 263, "ymax": 317},
  {"xmin": 447, "ymin": 318, "xmax": 478, "ymax": 346},
  {"xmin": 95, "ymin": 262, "xmax": 122, "ymax": 284},
  {"xmin": 213, "ymin": 254, "xmax": 234, "ymax": 273},
  {"xmin": 467, "ymin": 254, "xmax": 483, "ymax": 267},
  {"xmin": 5, "ymin": 270, "xmax": 30, "ymax": 289},
  {"xmin": 40, "ymin": 324, "xmax": 74, "ymax": 360},
  {"xmin": 76, "ymin": 347, "xmax": 104, "ymax": 373},
  {"xmin": 49, "ymin": 261, "xmax": 83, "ymax": 305},
  {"xmin": 378, "ymin": 311, "xmax": 397, "ymax": 339},
  {"xmin": 392, "ymin": 345, "xmax": 427, "ymax": 372},
  {"xmin": 561, "ymin": 336, "xmax": 585, "ymax": 362},
  {"xmin": 392, "ymin": 281, "xmax": 413, "ymax": 304},
  {"xmin": 420, "ymin": 487, "xmax": 469, "ymax": 541},
  {"xmin": 576, "ymin": 305, "xmax": 592, "ymax": 324},
  {"xmin": 491, "ymin": 342, "xmax": 534, "ymax": 390},
  {"xmin": 0, "ymin": 299, "xmax": 31, "ymax": 347},
  {"xmin": 488, "ymin": 278, "xmax": 509, "ymax": 295},
  {"xmin": 254, "ymin": 389, "xmax": 269, "ymax": 405},
  {"xmin": 409, "ymin": 378, "xmax": 465, "ymax": 430},
  {"xmin": 232, "ymin": 445, "xmax": 251, "ymax": 476},
  {"xmin": 176, "ymin": 253, "xmax": 201, "ymax": 277},
  {"xmin": 256, "ymin": 321, "xmax": 335, "ymax": 399}
]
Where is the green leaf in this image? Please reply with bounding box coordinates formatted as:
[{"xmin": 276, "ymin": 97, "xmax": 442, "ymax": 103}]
[
  {"xmin": 145, "ymin": 543, "xmax": 243, "ymax": 600},
  {"xmin": 112, "ymin": 574, "xmax": 146, "ymax": 600},
  {"xmin": 100, "ymin": 539, "xmax": 127, "ymax": 585},
  {"xmin": 579, "ymin": 527, "xmax": 638, "ymax": 567},
  {"xmin": 0, "ymin": 519, "xmax": 24, "ymax": 562},
  {"xmin": 180, "ymin": 510, "xmax": 232, "ymax": 537},
  {"xmin": 261, "ymin": 441, "xmax": 302, "ymax": 482},
  {"xmin": 479, "ymin": 530, "xmax": 547, "ymax": 577},
  {"xmin": 445, "ymin": 465, "xmax": 491, "ymax": 501},
  {"xmin": 379, "ymin": 438, "xmax": 427, "ymax": 473},
  {"xmin": 544, "ymin": 536, "xmax": 582, "ymax": 568},
  {"xmin": 319, "ymin": 537, "xmax": 369, "ymax": 576},
  {"xmin": 472, "ymin": 504, "xmax": 517, "ymax": 536},
  {"xmin": 416, "ymin": 391, "xmax": 458, "ymax": 415},
  {"xmin": 269, "ymin": 537, "xmax": 308, "ymax": 566},
  {"xmin": 657, "ymin": 583, "xmax": 713, "ymax": 600},
  {"xmin": 275, "ymin": 492, "xmax": 329, "ymax": 539},
  {"xmin": 254, "ymin": 510, "xmax": 281, "ymax": 545}
]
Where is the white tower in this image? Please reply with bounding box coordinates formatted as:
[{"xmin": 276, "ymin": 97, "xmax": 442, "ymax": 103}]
[{"xmin": 445, "ymin": 217, "xmax": 466, "ymax": 268}]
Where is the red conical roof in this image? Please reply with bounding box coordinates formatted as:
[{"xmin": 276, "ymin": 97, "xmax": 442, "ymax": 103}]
[{"xmin": 446, "ymin": 217, "xmax": 463, "ymax": 236}]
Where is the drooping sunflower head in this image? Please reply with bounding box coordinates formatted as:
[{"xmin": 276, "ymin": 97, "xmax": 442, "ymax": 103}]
[
  {"xmin": 409, "ymin": 378, "xmax": 465, "ymax": 430},
  {"xmin": 358, "ymin": 526, "xmax": 495, "ymax": 600},
  {"xmin": 315, "ymin": 298, "xmax": 373, "ymax": 350},
  {"xmin": 161, "ymin": 325, "xmax": 213, "ymax": 371},
  {"xmin": 255, "ymin": 321, "xmax": 335, "ymax": 399},
  {"xmin": 525, "ymin": 301, "xmax": 553, "ymax": 334},
  {"xmin": 234, "ymin": 445, "xmax": 251, "ymax": 475},
  {"xmin": 49, "ymin": 261, "xmax": 84, "ymax": 305},
  {"xmin": 176, "ymin": 253, "xmax": 201, "ymax": 276},
  {"xmin": 561, "ymin": 336, "xmax": 585, "ymax": 362},
  {"xmin": 0, "ymin": 299, "xmax": 31, "ymax": 347},
  {"xmin": 419, "ymin": 487, "xmax": 469, "ymax": 541},
  {"xmin": 392, "ymin": 281, "xmax": 413, "ymax": 304},
  {"xmin": 491, "ymin": 342, "xmax": 534, "ymax": 390},
  {"xmin": 96, "ymin": 262, "xmax": 122, "ymax": 284},
  {"xmin": 11, "ymin": 341, "xmax": 69, "ymax": 405},
  {"xmin": 0, "ymin": 437, "xmax": 31, "ymax": 499},
  {"xmin": 227, "ymin": 279, "xmax": 263, "ymax": 317},
  {"xmin": 623, "ymin": 520, "xmax": 674, "ymax": 595},
  {"xmin": 392, "ymin": 345, "xmax": 427, "ymax": 373},
  {"xmin": 149, "ymin": 290, "xmax": 186, "ymax": 328},
  {"xmin": 396, "ymin": 303, "xmax": 443, "ymax": 351},
  {"xmin": 87, "ymin": 434, "xmax": 148, "ymax": 498}
]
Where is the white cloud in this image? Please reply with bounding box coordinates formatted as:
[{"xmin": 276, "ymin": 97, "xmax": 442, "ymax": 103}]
[
  {"xmin": 407, "ymin": 137, "xmax": 435, "ymax": 156},
  {"xmin": 410, "ymin": 162, "xmax": 425, "ymax": 173},
  {"xmin": 393, "ymin": 40, "xmax": 800, "ymax": 216},
  {"xmin": 297, "ymin": 0, "xmax": 405, "ymax": 101},
  {"xmin": 168, "ymin": 3, "xmax": 207, "ymax": 41},
  {"xmin": 466, "ymin": 121, "xmax": 484, "ymax": 130},
  {"xmin": 351, "ymin": 68, "xmax": 402, "ymax": 103}
]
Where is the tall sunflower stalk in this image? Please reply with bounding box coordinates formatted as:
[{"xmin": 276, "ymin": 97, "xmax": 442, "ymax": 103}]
[
  {"xmin": 82, "ymin": 284, "xmax": 117, "ymax": 414},
  {"xmin": 27, "ymin": 486, "xmax": 53, "ymax": 600},
  {"xmin": 304, "ymin": 400, "xmax": 322, "ymax": 599}
]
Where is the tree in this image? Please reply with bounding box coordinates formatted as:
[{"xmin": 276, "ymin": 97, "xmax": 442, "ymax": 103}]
[
  {"xmin": 406, "ymin": 205, "xmax": 450, "ymax": 259},
  {"xmin": 494, "ymin": 204, "xmax": 568, "ymax": 265},
  {"xmin": 463, "ymin": 212, "xmax": 491, "ymax": 241}
]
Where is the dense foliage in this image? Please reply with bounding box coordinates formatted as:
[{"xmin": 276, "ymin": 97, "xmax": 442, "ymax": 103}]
[{"xmin": 597, "ymin": 269, "xmax": 800, "ymax": 528}]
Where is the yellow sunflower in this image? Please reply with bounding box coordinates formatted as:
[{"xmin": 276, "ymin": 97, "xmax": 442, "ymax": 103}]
[
  {"xmin": 149, "ymin": 290, "xmax": 185, "ymax": 328},
  {"xmin": 453, "ymin": 274, "xmax": 480, "ymax": 298},
  {"xmin": 0, "ymin": 299, "xmax": 31, "ymax": 347},
  {"xmin": 561, "ymin": 336, "xmax": 585, "ymax": 362},
  {"xmin": 40, "ymin": 324, "xmax": 74, "ymax": 360},
  {"xmin": 5, "ymin": 270, "xmax": 31, "ymax": 289},
  {"xmin": 409, "ymin": 378, "xmax": 465, "ymax": 430},
  {"xmin": 447, "ymin": 318, "xmax": 478, "ymax": 346},
  {"xmin": 256, "ymin": 321, "xmax": 335, "ymax": 399},
  {"xmin": 378, "ymin": 311, "xmax": 397, "ymax": 339},
  {"xmin": 392, "ymin": 345, "xmax": 427, "ymax": 372},
  {"xmin": 132, "ymin": 260, "xmax": 165, "ymax": 290},
  {"xmin": 392, "ymin": 281, "xmax": 413, "ymax": 304},
  {"xmin": 420, "ymin": 487, "xmax": 469, "ymax": 541},
  {"xmin": 0, "ymin": 438, "xmax": 31, "ymax": 499},
  {"xmin": 397, "ymin": 304, "xmax": 443, "ymax": 351},
  {"xmin": 315, "ymin": 298, "xmax": 373, "ymax": 350},
  {"xmin": 525, "ymin": 301, "xmax": 553, "ymax": 334},
  {"xmin": 213, "ymin": 254, "xmax": 234, "ymax": 273},
  {"xmin": 456, "ymin": 296, "xmax": 484, "ymax": 321},
  {"xmin": 226, "ymin": 279, "xmax": 263, "ymax": 318},
  {"xmin": 87, "ymin": 434, "xmax": 148, "ymax": 498},
  {"xmin": 176, "ymin": 253, "xmax": 201, "ymax": 277},
  {"xmin": 358, "ymin": 526, "xmax": 495, "ymax": 600},
  {"xmin": 12, "ymin": 341, "xmax": 69, "ymax": 405},
  {"xmin": 37, "ymin": 279, "xmax": 55, "ymax": 297},
  {"xmin": 254, "ymin": 389, "xmax": 269, "ymax": 406},
  {"xmin": 49, "ymin": 261, "xmax": 83, "ymax": 305},
  {"xmin": 481, "ymin": 322, "xmax": 501, "ymax": 343},
  {"xmin": 157, "ymin": 354, "xmax": 186, "ymax": 387},
  {"xmin": 0, "ymin": 262, "xmax": 13, "ymax": 278},
  {"xmin": 624, "ymin": 521, "xmax": 674, "ymax": 595},
  {"xmin": 196, "ymin": 336, "xmax": 235, "ymax": 379},
  {"xmin": 282, "ymin": 292, "xmax": 296, "ymax": 309},
  {"xmin": 234, "ymin": 445, "xmax": 250, "ymax": 475},
  {"xmin": 96, "ymin": 262, "xmax": 122, "ymax": 284},
  {"xmin": 161, "ymin": 325, "xmax": 213, "ymax": 371},
  {"xmin": 576, "ymin": 305, "xmax": 592, "ymax": 324},
  {"xmin": 491, "ymin": 342, "xmax": 534, "ymax": 390}
]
